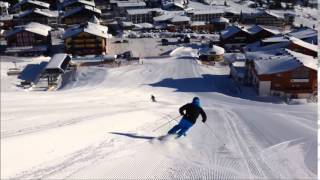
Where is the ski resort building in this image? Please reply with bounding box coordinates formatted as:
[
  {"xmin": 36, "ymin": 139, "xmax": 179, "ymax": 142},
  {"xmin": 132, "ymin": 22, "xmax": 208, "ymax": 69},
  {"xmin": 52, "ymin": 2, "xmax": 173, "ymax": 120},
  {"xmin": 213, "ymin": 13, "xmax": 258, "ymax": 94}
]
[
  {"xmin": 247, "ymin": 49, "xmax": 317, "ymax": 98},
  {"xmin": 15, "ymin": 8, "xmax": 59, "ymax": 26},
  {"xmin": 4, "ymin": 22, "xmax": 52, "ymax": 55},
  {"xmin": 287, "ymin": 37, "xmax": 318, "ymax": 57},
  {"xmin": 126, "ymin": 8, "xmax": 163, "ymax": 24},
  {"xmin": 61, "ymin": 5, "xmax": 101, "ymax": 26},
  {"xmin": 63, "ymin": 22, "xmax": 108, "ymax": 56},
  {"xmin": 220, "ymin": 25, "xmax": 252, "ymax": 49},
  {"xmin": 187, "ymin": 10, "xmax": 224, "ymax": 22}
]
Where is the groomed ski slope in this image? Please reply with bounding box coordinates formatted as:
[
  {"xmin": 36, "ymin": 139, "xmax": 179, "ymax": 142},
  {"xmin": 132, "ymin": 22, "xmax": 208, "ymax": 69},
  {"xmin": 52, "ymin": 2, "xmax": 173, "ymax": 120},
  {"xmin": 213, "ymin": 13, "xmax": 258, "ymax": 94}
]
[{"xmin": 1, "ymin": 54, "xmax": 317, "ymax": 179}]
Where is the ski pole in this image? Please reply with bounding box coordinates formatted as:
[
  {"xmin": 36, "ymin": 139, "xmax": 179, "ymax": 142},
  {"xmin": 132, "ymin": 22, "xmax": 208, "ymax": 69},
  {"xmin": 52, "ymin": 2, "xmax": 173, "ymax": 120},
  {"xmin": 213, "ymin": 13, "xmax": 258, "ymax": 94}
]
[
  {"xmin": 205, "ymin": 123, "xmax": 226, "ymax": 146},
  {"xmin": 152, "ymin": 115, "xmax": 181, "ymax": 132}
]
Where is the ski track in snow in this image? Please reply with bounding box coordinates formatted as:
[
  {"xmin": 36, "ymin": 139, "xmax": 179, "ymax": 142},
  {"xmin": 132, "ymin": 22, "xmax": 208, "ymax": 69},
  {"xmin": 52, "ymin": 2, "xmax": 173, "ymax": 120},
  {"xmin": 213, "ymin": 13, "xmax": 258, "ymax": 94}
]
[{"xmin": 1, "ymin": 53, "xmax": 317, "ymax": 179}]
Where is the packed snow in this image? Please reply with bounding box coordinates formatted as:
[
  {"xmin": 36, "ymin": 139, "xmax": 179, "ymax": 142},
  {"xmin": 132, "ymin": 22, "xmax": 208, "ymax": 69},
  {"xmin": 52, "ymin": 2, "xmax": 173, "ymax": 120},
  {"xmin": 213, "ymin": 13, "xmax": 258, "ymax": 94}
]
[{"xmin": 1, "ymin": 49, "xmax": 317, "ymax": 179}]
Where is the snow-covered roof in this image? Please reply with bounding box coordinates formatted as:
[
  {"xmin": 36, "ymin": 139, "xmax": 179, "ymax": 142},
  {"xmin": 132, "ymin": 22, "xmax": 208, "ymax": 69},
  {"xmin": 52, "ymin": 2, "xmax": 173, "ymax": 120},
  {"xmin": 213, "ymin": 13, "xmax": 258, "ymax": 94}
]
[
  {"xmin": 18, "ymin": 8, "xmax": 59, "ymax": 18},
  {"xmin": 211, "ymin": 17, "xmax": 229, "ymax": 23},
  {"xmin": 288, "ymin": 27, "xmax": 317, "ymax": 40},
  {"xmin": 254, "ymin": 55, "xmax": 301, "ymax": 75},
  {"xmin": 62, "ymin": 0, "xmax": 95, "ymax": 8},
  {"xmin": 247, "ymin": 25, "xmax": 279, "ymax": 35},
  {"xmin": 64, "ymin": 22, "xmax": 108, "ymax": 39},
  {"xmin": 127, "ymin": 8, "xmax": 162, "ymax": 15},
  {"xmin": 212, "ymin": 45, "xmax": 225, "ymax": 55},
  {"xmin": 5, "ymin": 22, "xmax": 52, "ymax": 37},
  {"xmin": 289, "ymin": 37, "xmax": 317, "ymax": 52},
  {"xmin": 199, "ymin": 45, "xmax": 225, "ymax": 55},
  {"xmin": 257, "ymin": 10, "xmax": 284, "ymax": 19},
  {"xmin": 261, "ymin": 35, "xmax": 290, "ymax": 43},
  {"xmin": 13, "ymin": 0, "xmax": 50, "ymax": 9},
  {"xmin": 116, "ymin": 1, "xmax": 146, "ymax": 8},
  {"xmin": 45, "ymin": 53, "xmax": 70, "ymax": 71},
  {"xmin": 170, "ymin": 15, "xmax": 190, "ymax": 22},
  {"xmin": 190, "ymin": 9, "xmax": 224, "ymax": 15},
  {"xmin": 134, "ymin": 23, "xmax": 154, "ymax": 29},
  {"xmin": 221, "ymin": 25, "xmax": 249, "ymax": 39},
  {"xmin": 62, "ymin": 5, "xmax": 101, "ymax": 18},
  {"xmin": 224, "ymin": 53, "xmax": 246, "ymax": 63},
  {"xmin": 285, "ymin": 49, "xmax": 317, "ymax": 71},
  {"xmin": 244, "ymin": 40, "xmax": 290, "ymax": 52}
]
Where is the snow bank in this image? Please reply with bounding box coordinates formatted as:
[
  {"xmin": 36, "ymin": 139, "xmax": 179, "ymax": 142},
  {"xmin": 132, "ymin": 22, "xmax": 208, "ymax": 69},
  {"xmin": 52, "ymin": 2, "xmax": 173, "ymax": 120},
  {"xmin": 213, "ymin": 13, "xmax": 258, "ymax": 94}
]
[{"xmin": 169, "ymin": 47, "xmax": 198, "ymax": 58}]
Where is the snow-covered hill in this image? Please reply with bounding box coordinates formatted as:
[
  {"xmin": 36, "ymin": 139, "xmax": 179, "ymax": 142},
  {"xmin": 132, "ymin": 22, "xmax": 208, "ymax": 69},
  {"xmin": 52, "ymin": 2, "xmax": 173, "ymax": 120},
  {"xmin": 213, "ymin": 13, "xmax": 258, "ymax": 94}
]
[{"xmin": 1, "ymin": 55, "xmax": 317, "ymax": 179}]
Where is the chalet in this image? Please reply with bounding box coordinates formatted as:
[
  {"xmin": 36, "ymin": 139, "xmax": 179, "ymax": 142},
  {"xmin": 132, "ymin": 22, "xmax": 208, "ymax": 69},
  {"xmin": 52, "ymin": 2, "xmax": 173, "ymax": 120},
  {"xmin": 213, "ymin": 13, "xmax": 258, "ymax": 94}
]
[
  {"xmin": 220, "ymin": 25, "xmax": 252, "ymax": 49},
  {"xmin": 12, "ymin": 0, "xmax": 50, "ymax": 13},
  {"xmin": 114, "ymin": 1, "xmax": 146, "ymax": 17},
  {"xmin": 62, "ymin": 0, "xmax": 95, "ymax": 11},
  {"xmin": 187, "ymin": 10, "xmax": 223, "ymax": 22},
  {"xmin": 4, "ymin": 22, "xmax": 52, "ymax": 55},
  {"xmin": 254, "ymin": 10, "xmax": 292, "ymax": 27},
  {"xmin": 63, "ymin": 22, "xmax": 108, "ymax": 56},
  {"xmin": 210, "ymin": 17, "xmax": 229, "ymax": 31},
  {"xmin": 126, "ymin": 8, "xmax": 162, "ymax": 24},
  {"xmin": 15, "ymin": 8, "xmax": 58, "ymax": 26},
  {"xmin": 247, "ymin": 49, "xmax": 317, "ymax": 98},
  {"xmin": 62, "ymin": 5, "xmax": 101, "ymax": 26},
  {"xmin": 0, "ymin": 1, "xmax": 9, "ymax": 15}
]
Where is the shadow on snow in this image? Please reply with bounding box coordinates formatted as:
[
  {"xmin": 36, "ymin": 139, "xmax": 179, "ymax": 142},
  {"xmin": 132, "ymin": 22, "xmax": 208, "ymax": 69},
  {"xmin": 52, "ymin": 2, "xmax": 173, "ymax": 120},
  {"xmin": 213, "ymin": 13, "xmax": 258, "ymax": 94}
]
[
  {"xmin": 148, "ymin": 74, "xmax": 284, "ymax": 103},
  {"xmin": 110, "ymin": 132, "xmax": 155, "ymax": 140}
]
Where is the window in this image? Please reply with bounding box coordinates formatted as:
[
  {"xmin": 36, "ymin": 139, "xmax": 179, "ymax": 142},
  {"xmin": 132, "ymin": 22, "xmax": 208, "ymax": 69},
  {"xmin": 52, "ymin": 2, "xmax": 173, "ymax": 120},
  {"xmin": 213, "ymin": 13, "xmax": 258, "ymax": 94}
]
[{"xmin": 292, "ymin": 67, "xmax": 309, "ymax": 79}]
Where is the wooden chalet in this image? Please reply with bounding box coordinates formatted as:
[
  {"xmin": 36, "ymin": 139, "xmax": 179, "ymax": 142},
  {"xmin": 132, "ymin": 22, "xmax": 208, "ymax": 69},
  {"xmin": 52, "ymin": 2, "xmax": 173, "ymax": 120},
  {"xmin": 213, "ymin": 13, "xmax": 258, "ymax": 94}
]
[
  {"xmin": 63, "ymin": 22, "xmax": 108, "ymax": 56},
  {"xmin": 168, "ymin": 15, "xmax": 190, "ymax": 31},
  {"xmin": 220, "ymin": 25, "xmax": 252, "ymax": 49},
  {"xmin": 15, "ymin": 8, "xmax": 58, "ymax": 26},
  {"xmin": 62, "ymin": 5, "xmax": 101, "ymax": 26},
  {"xmin": 247, "ymin": 49, "xmax": 317, "ymax": 98},
  {"xmin": 4, "ymin": 22, "xmax": 52, "ymax": 55},
  {"xmin": 12, "ymin": 0, "xmax": 50, "ymax": 13},
  {"xmin": 254, "ymin": 10, "xmax": 286, "ymax": 27}
]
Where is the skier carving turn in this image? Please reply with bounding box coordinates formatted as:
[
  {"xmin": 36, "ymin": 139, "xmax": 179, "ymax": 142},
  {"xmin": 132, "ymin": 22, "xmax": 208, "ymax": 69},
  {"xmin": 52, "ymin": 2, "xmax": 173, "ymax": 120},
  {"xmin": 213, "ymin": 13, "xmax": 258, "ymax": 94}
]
[{"xmin": 167, "ymin": 97, "xmax": 207, "ymax": 138}]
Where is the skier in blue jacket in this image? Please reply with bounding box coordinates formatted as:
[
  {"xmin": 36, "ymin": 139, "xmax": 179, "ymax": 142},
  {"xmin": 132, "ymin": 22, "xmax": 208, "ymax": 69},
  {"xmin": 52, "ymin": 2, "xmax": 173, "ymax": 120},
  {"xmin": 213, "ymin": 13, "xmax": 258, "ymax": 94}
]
[{"xmin": 168, "ymin": 97, "xmax": 207, "ymax": 138}]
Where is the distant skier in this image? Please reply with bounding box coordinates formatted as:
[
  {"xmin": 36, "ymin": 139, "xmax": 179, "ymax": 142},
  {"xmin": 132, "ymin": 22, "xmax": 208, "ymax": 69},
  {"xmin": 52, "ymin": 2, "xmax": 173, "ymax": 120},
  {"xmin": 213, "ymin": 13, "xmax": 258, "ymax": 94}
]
[
  {"xmin": 168, "ymin": 97, "xmax": 207, "ymax": 138},
  {"xmin": 151, "ymin": 95, "xmax": 156, "ymax": 102}
]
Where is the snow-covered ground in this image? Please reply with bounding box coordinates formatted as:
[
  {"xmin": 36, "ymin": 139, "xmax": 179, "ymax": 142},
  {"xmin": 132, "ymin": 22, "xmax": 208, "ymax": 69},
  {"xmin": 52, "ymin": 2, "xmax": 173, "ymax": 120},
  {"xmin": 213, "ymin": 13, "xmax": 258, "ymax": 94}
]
[{"xmin": 1, "ymin": 49, "xmax": 317, "ymax": 179}]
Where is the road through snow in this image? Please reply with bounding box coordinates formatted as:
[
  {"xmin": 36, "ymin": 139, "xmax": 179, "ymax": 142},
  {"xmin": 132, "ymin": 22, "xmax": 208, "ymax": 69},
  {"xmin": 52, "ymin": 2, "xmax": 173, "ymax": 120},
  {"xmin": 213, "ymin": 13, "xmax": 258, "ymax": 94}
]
[{"xmin": 1, "ymin": 56, "xmax": 317, "ymax": 179}]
